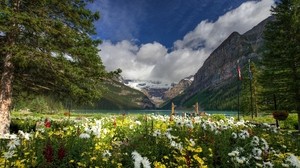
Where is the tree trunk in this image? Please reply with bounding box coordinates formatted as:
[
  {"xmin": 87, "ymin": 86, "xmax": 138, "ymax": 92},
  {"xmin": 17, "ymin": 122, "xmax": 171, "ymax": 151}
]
[{"xmin": 0, "ymin": 53, "xmax": 14, "ymax": 135}]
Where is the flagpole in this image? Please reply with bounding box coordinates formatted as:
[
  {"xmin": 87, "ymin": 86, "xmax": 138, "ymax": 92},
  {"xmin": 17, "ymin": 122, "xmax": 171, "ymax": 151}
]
[
  {"xmin": 237, "ymin": 60, "xmax": 241, "ymax": 121},
  {"xmin": 248, "ymin": 59, "xmax": 253, "ymax": 119}
]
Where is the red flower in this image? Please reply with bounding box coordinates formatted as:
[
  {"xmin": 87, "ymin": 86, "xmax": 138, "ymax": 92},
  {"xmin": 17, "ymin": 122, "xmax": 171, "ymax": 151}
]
[
  {"xmin": 44, "ymin": 118, "xmax": 51, "ymax": 128},
  {"xmin": 43, "ymin": 142, "xmax": 54, "ymax": 163},
  {"xmin": 57, "ymin": 144, "xmax": 66, "ymax": 160}
]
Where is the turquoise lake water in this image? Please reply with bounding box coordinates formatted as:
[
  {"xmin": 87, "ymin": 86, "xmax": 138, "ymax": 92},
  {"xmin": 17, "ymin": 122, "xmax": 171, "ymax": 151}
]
[{"xmin": 73, "ymin": 109, "xmax": 238, "ymax": 117}]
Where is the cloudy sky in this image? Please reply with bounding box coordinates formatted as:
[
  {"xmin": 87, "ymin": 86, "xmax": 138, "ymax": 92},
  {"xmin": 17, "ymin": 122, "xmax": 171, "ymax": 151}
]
[{"xmin": 90, "ymin": 0, "xmax": 275, "ymax": 83}]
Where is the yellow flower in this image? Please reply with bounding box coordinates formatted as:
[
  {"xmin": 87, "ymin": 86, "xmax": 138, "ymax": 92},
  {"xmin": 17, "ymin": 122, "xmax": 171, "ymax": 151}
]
[
  {"xmin": 154, "ymin": 161, "xmax": 167, "ymax": 168},
  {"xmin": 193, "ymin": 155, "xmax": 207, "ymax": 168}
]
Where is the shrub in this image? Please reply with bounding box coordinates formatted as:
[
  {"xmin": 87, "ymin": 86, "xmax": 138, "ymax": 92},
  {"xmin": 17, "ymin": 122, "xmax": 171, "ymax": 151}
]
[{"xmin": 10, "ymin": 118, "xmax": 37, "ymax": 133}]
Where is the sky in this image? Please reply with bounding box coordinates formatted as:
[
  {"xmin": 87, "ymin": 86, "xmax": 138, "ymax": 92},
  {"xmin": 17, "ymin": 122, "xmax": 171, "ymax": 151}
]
[{"xmin": 90, "ymin": 0, "xmax": 275, "ymax": 83}]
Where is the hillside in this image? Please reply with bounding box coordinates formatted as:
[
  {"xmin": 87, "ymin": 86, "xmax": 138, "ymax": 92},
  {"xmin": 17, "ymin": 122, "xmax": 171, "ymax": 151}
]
[
  {"xmin": 161, "ymin": 16, "xmax": 273, "ymax": 110},
  {"xmin": 83, "ymin": 79, "xmax": 155, "ymax": 110}
]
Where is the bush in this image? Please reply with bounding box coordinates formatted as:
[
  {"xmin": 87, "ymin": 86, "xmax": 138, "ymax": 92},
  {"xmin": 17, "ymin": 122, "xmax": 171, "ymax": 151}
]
[
  {"xmin": 282, "ymin": 113, "xmax": 298, "ymax": 130},
  {"xmin": 210, "ymin": 114, "xmax": 227, "ymax": 121},
  {"xmin": 14, "ymin": 95, "xmax": 64, "ymax": 114},
  {"xmin": 10, "ymin": 118, "xmax": 37, "ymax": 133}
]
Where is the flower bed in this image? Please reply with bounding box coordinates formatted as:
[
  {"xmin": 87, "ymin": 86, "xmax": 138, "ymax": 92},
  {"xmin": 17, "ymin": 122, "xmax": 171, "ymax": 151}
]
[{"xmin": 1, "ymin": 114, "xmax": 300, "ymax": 167}]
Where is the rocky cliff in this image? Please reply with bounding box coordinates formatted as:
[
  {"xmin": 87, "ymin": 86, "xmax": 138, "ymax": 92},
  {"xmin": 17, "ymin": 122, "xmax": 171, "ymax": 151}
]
[
  {"xmin": 163, "ymin": 16, "xmax": 273, "ymax": 110},
  {"xmin": 163, "ymin": 76, "xmax": 193, "ymax": 100}
]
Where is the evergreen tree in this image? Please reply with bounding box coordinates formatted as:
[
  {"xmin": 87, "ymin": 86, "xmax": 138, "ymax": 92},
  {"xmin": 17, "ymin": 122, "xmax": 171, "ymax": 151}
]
[
  {"xmin": 259, "ymin": 0, "xmax": 300, "ymax": 130},
  {"xmin": 0, "ymin": 0, "xmax": 107, "ymax": 134}
]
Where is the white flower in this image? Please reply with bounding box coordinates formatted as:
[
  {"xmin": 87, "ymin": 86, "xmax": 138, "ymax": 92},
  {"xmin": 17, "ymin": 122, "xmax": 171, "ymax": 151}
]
[
  {"xmin": 141, "ymin": 157, "xmax": 151, "ymax": 168},
  {"xmin": 19, "ymin": 131, "xmax": 31, "ymax": 141},
  {"xmin": 263, "ymin": 161, "xmax": 273, "ymax": 168},
  {"xmin": 9, "ymin": 134, "xmax": 18, "ymax": 139},
  {"xmin": 238, "ymin": 130, "xmax": 250, "ymax": 139},
  {"xmin": 176, "ymin": 120, "xmax": 183, "ymax": 127},
  {"xmin": 79, "ymin": 133, "xmax": 90, "ymax": 139},
  {"xmin": 252, "ymin": 147, "xmax": 262, "ymax": 157},
  {"xmin": 185, "ymin": 120, "xmax": 193, "ymax": 129},
  {"xmin": 189, "ymin": 139, "xmax": 195, "ymax": 146},
  {"xmin": 131, "ymin": 151, "xmax": 143, "ymax": 168},
  {"xmin": 281, "ymin": 163, "xmax": 290, "ymax": 167},
  {"xmin": 3, "ymin": 150, "xmax": 15, "ymax": 159},
  {"xmin": 286, "ymin": 154, "xmax": 300, "ymax": 168},
  {"xmin": 260, "ymin": 138, "xmax": 269, "ymax": 150},
  {"xmin": 236, "ymin": 156, "xmax": 246, "ymax": 164},
  {"xmin": 232, "ymin": 132, "xmax": 237, "ymax": 139},
  {"xmin": 165, "ymin": 132, "xmax": 172, "ymax": 140},
  {"xmin": 135, "ymin": 121, "xmax": 142, "ymax": 125},
  {"xmin": 228, "ymin": 150, "xmax": 239, "ymax": 157},
  {"xmin": 251, "ymin": 136, "xmax": 260, "ymax": 146},
  {"xmin": 102, "ymin": 150, "xmax": 112, "ymax": 158},
  {"xmin": 153, "ymin": 130, "xmax": 161, "ymax": 137},
  {"xmin": 7, "ymin": 138, "xmax": 20, "ymax": 150},
  {"xmin": 256, "ymin": 163, "xmax": 263, "ymax": 167}
]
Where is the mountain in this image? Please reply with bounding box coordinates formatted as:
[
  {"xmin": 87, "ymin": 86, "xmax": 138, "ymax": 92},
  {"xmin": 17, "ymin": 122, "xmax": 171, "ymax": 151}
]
[
  {"xmin": 122, "ymin": 79, "xmax": 174, "ymax": 107},
  {"xmin": 163, "ymin": 76, "xmax": 194, "ymax": 100},
  {"xmin": 83, "ymin": 79, "xmax": 155, "ymax": 110},
  {"xmin": 162, "ymin": 16, "xmax": 273, "ymax": 110}
]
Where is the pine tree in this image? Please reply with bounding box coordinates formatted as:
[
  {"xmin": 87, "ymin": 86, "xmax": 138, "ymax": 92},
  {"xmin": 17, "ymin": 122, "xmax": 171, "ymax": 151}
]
[
  {"xmin": 259, "ymin": 0, "xmax": 300, "ymax": 130},
  {"xmin": 0, "ymin": 0, "xmax": 107, "ymax": 134}
]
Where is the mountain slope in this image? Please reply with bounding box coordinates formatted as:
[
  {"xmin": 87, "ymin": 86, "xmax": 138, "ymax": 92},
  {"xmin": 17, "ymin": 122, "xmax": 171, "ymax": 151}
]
[
  {"xmin": 84, "ymin": 79, "xmax": 155, "ymax": 110},
  {"xmin": 162, "ymin": 16, "xmax": 273, "ymax": 110}
]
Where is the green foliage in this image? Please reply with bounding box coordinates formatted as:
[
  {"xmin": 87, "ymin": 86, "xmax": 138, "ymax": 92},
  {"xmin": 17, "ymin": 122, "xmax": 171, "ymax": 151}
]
[
  {"xmin": 258, "ymin": 0, "xmax": 300, "ymax": 129},
  {"xmin": 79, "ymin": 80, "xmax": 154, "ymax": 110},
  {"xmin": 282, "ymin": 113, "xmax": 298, "ymax": 130},
  {"xmin": 210, "ymin": 114, "xmax": 227, "ymax": 121},
  {"xmin": 9, "ymin": 118, "xmax": 36, "ymax": 133},
  {"xmin": 14, "ymin": 95, "xmax": 64, "ymax": 114},
  {"xmin": 3, "ymin": 114, "xmax": 300, "ymax": 167},
  {"xmin": 0, "ymin": 0, "xmax": 107, "ymax": 106}
]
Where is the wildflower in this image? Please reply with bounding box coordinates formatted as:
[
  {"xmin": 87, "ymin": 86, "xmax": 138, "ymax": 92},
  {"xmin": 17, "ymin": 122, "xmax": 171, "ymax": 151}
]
[
  {"xmin": 251, "ymin": 136, "xmax": 260, "ymax": 146},
  {"xmin": 102, "ymin": 150, "xmax": 112, "ymax": 158},
  {"xmin": 132, "ymin": 151, "xmax": 143, "ymax": 168},
  {"xmin": 43, "ymin": 142, "xmax": 54, "ymax": 163},
  {"xmin": 232, "ymin": 132, "xmax": 237, "ymax": 139},
  {"xmin": 252, "ymin": 147, "xmax": 262, "ymax": 157},
  {"xmin": 58, "ymin": 144, "xmax": 66, "ymax": 160},
  {"xmin": 185, "ymin": 120, "xmax": 193, "ymax": 129},
  {"xmin": 79, "ymin": 133, "xmax": 90, "ymax": 139},
  {"xmin": 135, "ymin": 120, "xmax": 142, "ymax": 125},
  {"xmin": 153, "ymin": 130, "xmax": 161, "ymax": 137},
  {"xmin": 189, "ymin": 139, "xmax": 195, "ymax": 146},
  {"xmin": 238, "ymin": 130, "xmax": 250, "ymax": 139},
  {"xmin": 228, "ymin": 150, "xmax": 239, "ymax": 157},
  {"xmin": 260, "ymin": 138, "xmax": 269, "ymax": 150},
  {"xmin": 9, "ymin": 133, "xmax": 18, "ymax": 139},
  {"xmin": 263, "ymin": 161, "xmax": 273, "ymax": 168},
  {"xmin": 285, "ymin": 154, "xmax": 300, "ymax": 168},
  {"xmin": 176, "ymin": 120, "xmax": 183, "ymax": 127},
  {"xmin": 19, "ymin": 130, "xmax": 31, "ymax": 140},
  {"xmin": 141, "ymin": 157, "xmax": 151, "ymax": 168},
  {"xmin": 236, "ymin": 156, "xmax": 246, "ymax": 164},
  {"xmin": 256, "ymin": 163, "xmax": 263, "ymax": 167},
  {"xmin": 44, "ymin": 118, "xmax": 51, "ymax": 128},
  {"xmin": 7, "ymin": 138, "xmax": 20, "ymax": 150},
  {"xmin": 3, "ymin": 150, "xmax": 15, "ymax": 159}
]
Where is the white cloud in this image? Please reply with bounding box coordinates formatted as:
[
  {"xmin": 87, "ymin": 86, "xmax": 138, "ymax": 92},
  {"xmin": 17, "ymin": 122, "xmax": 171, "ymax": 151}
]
[
  {"xmin": 99, "ymin": 0, "xmax": 274, "ymax": 83},
  {"xmin": 174, "ymin": 0, "xmax": 274, "ymax": 50}
]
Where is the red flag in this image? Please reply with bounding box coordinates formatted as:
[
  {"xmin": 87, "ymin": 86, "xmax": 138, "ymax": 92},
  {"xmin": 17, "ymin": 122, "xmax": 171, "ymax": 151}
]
[{"xmin": 237, "ymin": 65, "xmax": 242, "ymax": 80}]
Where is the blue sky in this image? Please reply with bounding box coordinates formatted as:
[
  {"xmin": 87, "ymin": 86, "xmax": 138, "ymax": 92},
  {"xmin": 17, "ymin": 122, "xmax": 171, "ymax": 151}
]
[{"xmin": 90, "ymin": 0, "xmax": 275, "ymax": 82}]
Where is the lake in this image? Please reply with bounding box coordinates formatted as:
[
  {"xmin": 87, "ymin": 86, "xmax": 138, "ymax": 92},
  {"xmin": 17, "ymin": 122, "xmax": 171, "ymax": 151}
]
[{"xmin": 73, "ymin": 109, "xmax": 238, "ymax": 117}]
